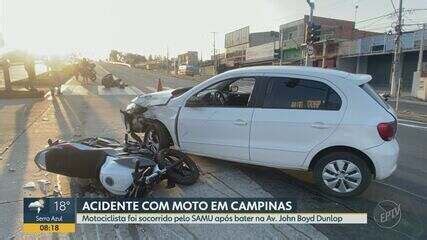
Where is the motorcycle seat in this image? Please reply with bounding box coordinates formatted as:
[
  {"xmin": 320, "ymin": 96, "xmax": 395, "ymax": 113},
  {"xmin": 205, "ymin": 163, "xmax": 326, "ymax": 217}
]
[
  {"xmin": 45, "ymin": 146, "xmax": 107, "ymax": 178},
  {"xmin": 114, "ymin": 156, "xmax": 156, "ymax": 169}
]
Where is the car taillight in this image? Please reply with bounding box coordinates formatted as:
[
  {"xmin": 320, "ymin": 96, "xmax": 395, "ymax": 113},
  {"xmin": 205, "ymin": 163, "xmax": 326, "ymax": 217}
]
[{"xmin": 377, "ymin": 121, "xmax": 397, "ymax": 141}]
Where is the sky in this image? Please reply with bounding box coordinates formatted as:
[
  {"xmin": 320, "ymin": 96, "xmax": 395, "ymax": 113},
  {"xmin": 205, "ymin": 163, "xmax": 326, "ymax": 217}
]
[{"xmin": 1, "ymin": 0, "xmax": 427, "ymax": 59}]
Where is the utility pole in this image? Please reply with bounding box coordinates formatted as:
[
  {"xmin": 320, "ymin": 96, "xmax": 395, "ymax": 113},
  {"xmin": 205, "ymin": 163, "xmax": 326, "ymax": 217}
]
[
  {"xmin": 211, "ymin": 32, "xmax": 217, "ymax": 74},
  {"xmin": 166, "ymin": 46, "xmax": 169, "ymax": 72},
  {"xmin": 305, "ymin": 0, "xmax": 314, "ymax": 66},
  {"xmin": 390, "ymin": 0, "xmax": 403, "ymax": 97},
  {"xmin": 279, "ymin": 29, "xmax": 283, "ymax": 65},
  {"xmin": 166, "ymin": 46, "xmax": 169, "ymax": 60},
  {"xmin": 354, "ymin": 2, "xmax": 359, "ymax": 28}
]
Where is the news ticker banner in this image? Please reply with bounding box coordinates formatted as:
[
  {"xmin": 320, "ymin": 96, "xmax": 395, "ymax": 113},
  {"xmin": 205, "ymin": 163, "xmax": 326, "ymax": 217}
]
[{"xmin": 23, "ymin": 198, "xmax": 367, "ymax": 233}]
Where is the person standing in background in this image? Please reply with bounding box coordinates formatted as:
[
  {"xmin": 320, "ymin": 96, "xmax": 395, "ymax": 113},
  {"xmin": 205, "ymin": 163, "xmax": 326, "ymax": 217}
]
[
  {"xmin": 24, "ymin": 56, "xmax": 36, "ymax": 91},
  {"xmin": 73, "ymin": 63, "xmax": 80, "ymax": 81},
  {"xmin": 46, "ymin": 57, "xmax": 64, "ymax": 96},
  {"xmin": 80, "ymin": 58, "xmax": 89, "ymax": 85}
]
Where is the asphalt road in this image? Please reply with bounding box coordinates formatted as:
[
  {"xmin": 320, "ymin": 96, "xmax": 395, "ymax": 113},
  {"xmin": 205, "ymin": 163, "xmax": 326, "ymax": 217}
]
[{"xmin": 99, "ymin": 62, "xmax": 427, "ymax": 239}]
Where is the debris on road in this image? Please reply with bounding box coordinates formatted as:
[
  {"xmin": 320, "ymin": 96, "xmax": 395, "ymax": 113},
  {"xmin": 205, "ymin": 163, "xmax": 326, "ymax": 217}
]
[
  {"xmin": 6, "ymin": 164, "xmax": 16, "ymax": 172},
  {"xmin": 23, "ymin": 182, "xmax": 36, "ymax": 190},
  {"xmin": 37, "ymin": 179, "xmax": 51, "ymax": 188}
]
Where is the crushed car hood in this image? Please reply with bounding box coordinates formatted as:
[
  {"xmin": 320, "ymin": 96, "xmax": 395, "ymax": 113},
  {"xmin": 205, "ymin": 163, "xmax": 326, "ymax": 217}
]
[{"xmin": 131, "ymin": 90, "xmax": 174, "ymax": 107}]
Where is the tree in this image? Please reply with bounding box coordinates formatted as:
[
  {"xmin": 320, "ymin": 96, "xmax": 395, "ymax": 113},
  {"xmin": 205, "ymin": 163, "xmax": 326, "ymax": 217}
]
[
  {"xmin": 109, "ymin": 50, "xmax": 121, "ymax": 62},
  {"xmin": 123, "ymin": 53, "xmax": 147, "ymax": 66}
]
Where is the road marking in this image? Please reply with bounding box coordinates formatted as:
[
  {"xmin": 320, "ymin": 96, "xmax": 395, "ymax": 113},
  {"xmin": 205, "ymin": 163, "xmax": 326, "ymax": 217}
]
[
  {"xmin": 60, "ymin": 85, "xmax": 91, "ymax": 95},
  {"xmin": 128, "ymin": 86, "xmax": 144, "ymax": 95},
  {"xmin": 398, "ymin": 119, "xmax": 427, "ymax": 125},
  {"xmin": 96, "ymin": 63, "xmax": 111, "ymax": 75},
  {"xmin": 97, "ymin": 86, "xmax": 142, "ymax": 95},
  {"xmin": 373, "ymin": 180, "xmax": 427, "ymax": 201},
  {"xmin": 398, "ymin": 122, "xmax": 427, "ymax": 130}
]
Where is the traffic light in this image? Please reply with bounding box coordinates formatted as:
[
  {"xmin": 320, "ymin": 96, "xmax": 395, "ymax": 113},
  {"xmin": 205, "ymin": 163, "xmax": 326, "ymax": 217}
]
[
  {"xmin": 306, "ymin": 23, "xmax": 321, "ymax": 44},
  {"xmin": 274, "ymin": 49, "xmax": 281, "ymax": 60}
]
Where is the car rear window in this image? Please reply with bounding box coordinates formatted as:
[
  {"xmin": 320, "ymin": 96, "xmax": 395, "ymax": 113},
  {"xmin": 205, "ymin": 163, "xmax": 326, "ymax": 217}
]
[
  {"xmin": 263, "ymin": 77, "xmax": 342, "ymax": 110},
  {"xmin": 360, "ymin": 83, "xmax": 390, "ymax": 110}
]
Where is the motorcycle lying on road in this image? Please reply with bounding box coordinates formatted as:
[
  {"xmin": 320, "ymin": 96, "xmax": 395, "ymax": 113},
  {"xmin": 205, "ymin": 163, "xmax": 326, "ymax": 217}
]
[
  {"xmin": 101, "ymin": 73, "xmax": 128, "ymax": 89},
  {"xmin": 34, "ymin": 118, "xmax": 199, "ymax": 197}
]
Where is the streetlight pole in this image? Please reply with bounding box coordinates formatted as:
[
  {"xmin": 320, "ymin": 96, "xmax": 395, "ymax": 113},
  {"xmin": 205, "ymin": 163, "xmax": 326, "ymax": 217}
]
[
  {"xmin": 211, "ymin": 32, "xmax": 217, "ymax": 74},
  {"xmin": 279, "ymin": 29, "xmax": 283, "ymax": 65}
]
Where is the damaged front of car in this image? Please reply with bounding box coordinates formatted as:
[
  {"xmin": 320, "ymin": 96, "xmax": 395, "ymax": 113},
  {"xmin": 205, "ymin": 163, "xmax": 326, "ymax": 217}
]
[{"xmin": 122, "ymin": 87, "xmax": 192, "ymax": 148}]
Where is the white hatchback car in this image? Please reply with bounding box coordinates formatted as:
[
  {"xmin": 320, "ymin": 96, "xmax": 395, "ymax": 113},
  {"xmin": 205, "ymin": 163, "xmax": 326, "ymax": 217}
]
[{"xmin": 126, "ymin": 66, "xmax": 399, "ymax": 197}]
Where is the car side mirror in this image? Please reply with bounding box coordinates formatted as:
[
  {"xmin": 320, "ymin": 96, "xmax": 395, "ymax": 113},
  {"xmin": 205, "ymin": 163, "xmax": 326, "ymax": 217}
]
[{"xmin": 186, "ymin": 95, "xmax": 203, "ymax": 107}]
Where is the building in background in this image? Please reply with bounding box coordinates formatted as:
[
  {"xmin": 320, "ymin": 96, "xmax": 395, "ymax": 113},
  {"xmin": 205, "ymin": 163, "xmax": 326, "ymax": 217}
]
[
  {"xmin": 337, "ymin": 28, "xmax": 427, "ymax": 92},
  {"xmin": 224, "ymin": 26, "xmax": 279, "ymax": 69},
  {"xmin": 200, "ymin": 52, "xmax": 226, "ymax": 76},
  {"xmin": 243, "ymin": 41, "xmax": 279, "ymax": 66},
  {"xmin": 177, "ymin": 51, "xmax": 199, "ymax": 76},
  {"xmin": 279, "ymin": 15, "xmax": 376, "ymax": 67}
]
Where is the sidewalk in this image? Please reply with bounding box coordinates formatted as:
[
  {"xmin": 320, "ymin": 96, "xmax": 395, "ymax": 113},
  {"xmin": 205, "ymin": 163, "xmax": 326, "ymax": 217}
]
[
  {"xmin": 0, "ymin": 65, "xmax": 328, "ymax": 239},
  {"xmin": 388, "ymin": 96, "xmax": 427, "ymax": 122}
]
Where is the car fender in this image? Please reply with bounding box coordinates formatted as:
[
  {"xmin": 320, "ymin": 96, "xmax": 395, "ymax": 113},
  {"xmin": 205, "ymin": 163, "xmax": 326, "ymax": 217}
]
[{"xmin": 142, "ymin": 105, "xmax": 180, "ymax": 146}]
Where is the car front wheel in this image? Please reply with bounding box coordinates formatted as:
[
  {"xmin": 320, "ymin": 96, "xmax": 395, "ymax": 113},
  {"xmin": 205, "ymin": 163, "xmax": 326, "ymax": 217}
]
[
  {"xmin": 143, "ymin": 123, "xmax": 170, "ymax": 153},
  {"xmin": 313, "ymin": 152, "xmax": 372, "ymax": 197}
]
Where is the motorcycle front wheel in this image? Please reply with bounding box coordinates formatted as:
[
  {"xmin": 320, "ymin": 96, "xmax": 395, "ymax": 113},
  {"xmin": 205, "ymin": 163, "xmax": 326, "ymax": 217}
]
[{"xmin": 157, "ymin": 149, "xmax": 199, "ymax": 186}]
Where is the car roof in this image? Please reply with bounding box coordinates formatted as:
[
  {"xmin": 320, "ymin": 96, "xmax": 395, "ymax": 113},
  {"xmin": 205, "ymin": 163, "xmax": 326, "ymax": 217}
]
[{"xmin": 220, "ymin": 66, "xmax": 371, "ymax": 85}]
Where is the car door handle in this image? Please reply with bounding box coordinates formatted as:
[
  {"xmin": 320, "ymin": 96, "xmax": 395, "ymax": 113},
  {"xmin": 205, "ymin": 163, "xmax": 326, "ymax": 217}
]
[
  {"xmin": 311, "ymin": 122, "xmax": 329, "ymax": 129},
  {"xmin": 234, "ymin": 119, "xmax": 248, "ymax": 126}
]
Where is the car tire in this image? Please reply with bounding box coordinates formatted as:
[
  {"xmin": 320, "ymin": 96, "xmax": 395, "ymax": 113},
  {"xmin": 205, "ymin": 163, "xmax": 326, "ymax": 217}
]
[
  {"xmin": 143, "ymin": 123, "xmax": 170, "ymax": 153},
  {"xmin": 313, "ymin": 152, "xmax": 372, "ymax": 197}
]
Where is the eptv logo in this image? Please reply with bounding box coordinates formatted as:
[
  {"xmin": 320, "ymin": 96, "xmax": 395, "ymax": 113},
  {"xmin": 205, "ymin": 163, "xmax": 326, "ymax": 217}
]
[{"xmin": 373, "ymin": 200, "xmax": 401, "ymax": 228}]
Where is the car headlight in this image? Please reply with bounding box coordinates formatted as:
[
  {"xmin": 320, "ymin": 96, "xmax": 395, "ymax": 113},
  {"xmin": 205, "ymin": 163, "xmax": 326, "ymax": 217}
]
[
  {"xmin": 125, "ymin": 103, "xmax": 147, "ymax": 115},
  {"xmin": 126, "ymin": 102, "xmax": 137, "ymax": 113}
]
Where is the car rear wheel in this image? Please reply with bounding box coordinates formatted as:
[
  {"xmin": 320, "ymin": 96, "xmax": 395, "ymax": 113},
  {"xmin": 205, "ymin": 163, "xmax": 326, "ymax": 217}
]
[{"xmin": 313, "ymin": 152, "xmax": 372, "ymax": 197}]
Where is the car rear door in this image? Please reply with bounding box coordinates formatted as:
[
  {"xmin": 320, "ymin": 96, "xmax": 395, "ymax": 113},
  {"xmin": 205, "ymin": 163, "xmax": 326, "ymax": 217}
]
[
  {"xmin": 250, "ymin": 75, "xmax": 345, "ymax": 168},
  {"xmin": 178, "ymin": 77, "xmax": 260, "ymax": 162}
]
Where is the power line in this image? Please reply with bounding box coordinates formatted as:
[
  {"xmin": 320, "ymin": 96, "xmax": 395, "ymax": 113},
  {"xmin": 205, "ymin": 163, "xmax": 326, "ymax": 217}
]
[
  {"xmin": 356, "ymin": 8, "xmax": 427, "ymax": 26},
  {"xmin": 357, "ymin": 11, "xmax": 395, "ymax": 24}
]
